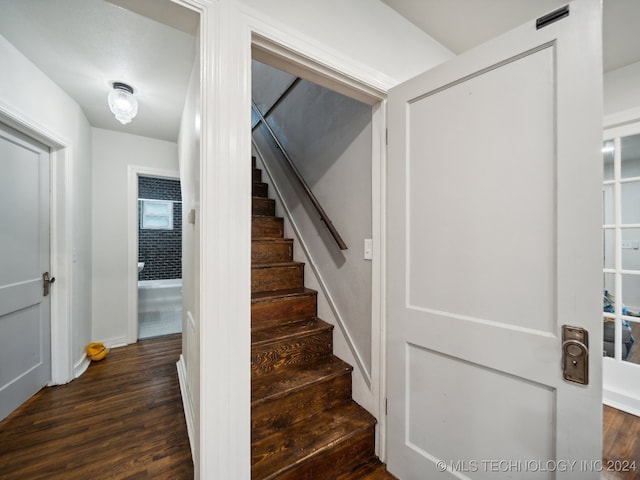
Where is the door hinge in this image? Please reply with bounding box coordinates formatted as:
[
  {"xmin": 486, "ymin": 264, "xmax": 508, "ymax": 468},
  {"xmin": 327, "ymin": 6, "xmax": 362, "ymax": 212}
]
[
  {"xmin": 385, "ymin": 398, "xmax": 388, "ymax": 415},
  {"xmin": 536, "ymin": 5, "xmax": 569, "ymax": 30},
  {"xmin": 42, "ymin": 271, "xmax": 56, "ymax": 297},
  {"xmin": 385, "ymin": 129, "xmax": 388, "ymax": 146}
]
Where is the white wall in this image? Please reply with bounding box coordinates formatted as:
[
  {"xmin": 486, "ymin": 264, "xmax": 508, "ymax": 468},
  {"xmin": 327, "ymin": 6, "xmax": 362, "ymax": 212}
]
[
  {"xmin": 238, "ymin": 0, "xmax": 454, "ymax": 89},
  {"xmin": 91, "ymin": 128, "xmax": 178, "ymax": 346},
  {"xmin": 604, "ymin": 60, "xmax": 640, "ymax": 116},
  {"xmin": 177, "ymin": 51, "xmax": 200, "ymax": 472},
  {"xmin": 0, "ymin": 34, "xmax": 92, "ymax": 383}
]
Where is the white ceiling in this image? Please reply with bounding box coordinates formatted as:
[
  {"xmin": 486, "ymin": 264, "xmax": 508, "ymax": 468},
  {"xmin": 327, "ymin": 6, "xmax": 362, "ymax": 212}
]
[
  {"xmin": 0, "ymin": 0, "xmax": 197, "ymax": 142},
  {"xmin": 0, "ymin": 0, "xmax": 636, "ymax": 142},
  {"xmin": 381, "ymin": 0, "xmax": 640, "ymax": 73}
]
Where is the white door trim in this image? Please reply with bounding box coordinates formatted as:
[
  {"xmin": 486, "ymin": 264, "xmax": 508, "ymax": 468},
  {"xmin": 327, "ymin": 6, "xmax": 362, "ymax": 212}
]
[
  {"xmin": 126, "ymin": 165, "xmax": 180, "ymax": 345},
  {"xmin": 0, "ymin": 101, "xmax": 73, "ymax": 385},
  {"xmin": 241, "ymin": 10, "xmax": 389, "ymax": 459},
  {"xmin": 170, "ymin": 0, "xmax": 254, "ymax": 478}
]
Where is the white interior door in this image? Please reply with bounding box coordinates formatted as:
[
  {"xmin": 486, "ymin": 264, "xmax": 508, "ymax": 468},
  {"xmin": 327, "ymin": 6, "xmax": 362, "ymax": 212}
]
[
  {"xmin": 386, "ymin": 1, "xmax": 603, "ymax": 478},
  {"xmin": 0, "ymin": 122, "xmax": 51, "ymax": 421}
]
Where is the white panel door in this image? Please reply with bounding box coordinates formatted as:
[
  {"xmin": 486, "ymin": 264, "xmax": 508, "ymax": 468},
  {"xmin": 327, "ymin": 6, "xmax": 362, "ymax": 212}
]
[
  {"xmin": 0, "ymin": 123, "xmax": 51, "ymax": 421},
  {"xmin": 386, "ymin": 1, "xmax": 603, "ymax": 478}
]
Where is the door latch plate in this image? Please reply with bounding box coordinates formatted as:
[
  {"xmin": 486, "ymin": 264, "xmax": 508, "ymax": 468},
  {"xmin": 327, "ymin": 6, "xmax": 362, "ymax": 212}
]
[{"xmin": 562, "ymin": 325, "xmax": 588, "ymax": 385}]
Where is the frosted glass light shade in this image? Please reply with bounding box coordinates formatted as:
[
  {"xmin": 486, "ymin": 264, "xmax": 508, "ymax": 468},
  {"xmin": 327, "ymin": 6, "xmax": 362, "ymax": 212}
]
[{"xmin": 108, "ymin": 83, "xmax": 138, "ymax": 125}]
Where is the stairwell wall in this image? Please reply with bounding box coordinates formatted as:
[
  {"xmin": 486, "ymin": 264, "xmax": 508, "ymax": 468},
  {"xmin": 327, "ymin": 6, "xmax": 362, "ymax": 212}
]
[{"xmin": 251, "ymin": 65, "xmax": 375, "ymax": 413}]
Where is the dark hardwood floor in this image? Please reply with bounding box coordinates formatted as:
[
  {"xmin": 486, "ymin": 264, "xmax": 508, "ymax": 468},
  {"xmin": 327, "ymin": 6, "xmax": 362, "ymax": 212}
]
[
  {"xmin": 0, "ymin": 332, "xmax": 638, "ymax": 479},
  {"xmin": 603, "ymin": 405, "xmax": 640, "ymax": 480},
  {"xmin": 0, "ymin": 334, "xmax": 193, "ymax": 480}
]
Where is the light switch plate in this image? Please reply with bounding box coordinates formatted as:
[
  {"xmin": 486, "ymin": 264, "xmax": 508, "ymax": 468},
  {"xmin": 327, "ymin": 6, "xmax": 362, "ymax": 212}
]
[{"xmin": 364, "ymin": 239, "xmax": 373, "ymax": 260}]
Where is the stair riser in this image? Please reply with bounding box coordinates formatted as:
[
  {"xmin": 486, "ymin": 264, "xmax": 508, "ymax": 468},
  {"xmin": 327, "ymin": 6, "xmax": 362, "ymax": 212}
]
[
  {"xmin": 253, "ymin": 183, "xmax": 268, "ymax": 198},
  {"xmin": 252, "ymin": 217, "xmax": 284, "ymax": 238},
  {"xmin": 252, "ymin": 294, "xmax": 316, "ymax": 327},
  {"xmin": 252, "ymin": 198, "xmax": 275, "ymax": 216},
  {"xmin": 252, "ymin": 373, "xmax": 351, "ymax": 442},
  {"xmin": 253, "ymin": 169, "xmax": 262, "ymax": 182},
  {"xmin": 252, "ymin": 265, "xmax": 303, "ymax": 293},
  {"xmin": 252, "ymin": 241, "xmax": 292, "ymax": 263},
  {"xmin": 251, "ymin": 330, "xmax": 332, "ymax": 376},
  {"xmin": 273, "ymin": 429, "xmax": 375, "ymax": 480}
]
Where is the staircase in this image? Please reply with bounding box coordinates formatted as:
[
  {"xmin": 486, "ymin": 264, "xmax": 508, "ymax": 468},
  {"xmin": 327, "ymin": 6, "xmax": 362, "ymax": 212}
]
[{"xmin": 250, "ymin": 157, "xmax": 394, "ymax": 479}]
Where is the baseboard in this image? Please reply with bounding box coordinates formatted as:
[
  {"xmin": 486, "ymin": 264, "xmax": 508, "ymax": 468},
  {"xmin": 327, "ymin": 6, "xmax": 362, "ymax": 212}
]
[
  {"xmin": 73, "ymin": 354, "xmax": 91, "ymax": 379},
  {"xmin": 603, "ymin": 388, "xmax": 640, "ymax": 418},
  {"xmin": 101, "ymin": 335, "xmax": 129, "ymax": 349},
  {"xmin": 177, "ymin": 355, "xmax": 196, "ymax": 460}
]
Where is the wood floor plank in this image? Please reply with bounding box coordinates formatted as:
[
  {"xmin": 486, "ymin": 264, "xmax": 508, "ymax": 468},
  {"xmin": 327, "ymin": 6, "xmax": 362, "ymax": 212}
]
[
  {"xmin": 603, "ymin": 405, "xmax": 640, "ymax": 480},
  {"xmin": 0, "ymin": 334, "xmax": 193, "ymax": 480}
]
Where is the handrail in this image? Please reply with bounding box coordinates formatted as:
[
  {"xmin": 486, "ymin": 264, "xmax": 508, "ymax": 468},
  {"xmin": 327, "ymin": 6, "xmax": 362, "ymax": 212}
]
[{"xmin": 252, "ymin": 99, "xmax": 348, "ymax": 250}]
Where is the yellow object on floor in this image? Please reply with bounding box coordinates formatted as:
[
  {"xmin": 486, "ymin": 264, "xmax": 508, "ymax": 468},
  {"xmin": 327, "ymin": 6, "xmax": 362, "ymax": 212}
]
[{"xmin": 86, "ymin": 342, "xmax": 108, "ymax": 361}]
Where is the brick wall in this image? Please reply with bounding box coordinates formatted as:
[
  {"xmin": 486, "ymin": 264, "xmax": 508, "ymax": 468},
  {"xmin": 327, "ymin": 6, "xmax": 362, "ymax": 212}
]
[{"xmin": 138, "ymin": 176, "xmax": 182, "ymax": 281}]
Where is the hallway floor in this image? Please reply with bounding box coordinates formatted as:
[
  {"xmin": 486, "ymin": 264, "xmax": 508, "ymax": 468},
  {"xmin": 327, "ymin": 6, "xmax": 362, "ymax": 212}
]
[
  {"xmin": 138, "ymin": 308, "xmax": 182, "ymax": 339},
  {"xmin": 0, "ymin": 333, "xmax": 637, "ymax": 479},
  {"xmin": 0, "ymin": 334, "xmax": 192, "ymax": 479}
]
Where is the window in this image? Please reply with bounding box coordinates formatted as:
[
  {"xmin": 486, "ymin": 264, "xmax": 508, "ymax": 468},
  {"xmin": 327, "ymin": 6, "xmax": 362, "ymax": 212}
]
[
  {"xmin": 141, "ymin": 199, "xmax": 173, "ymax": 230},
  {"xmin": 602, "ymin": 126, "xmax": 640, "ymax": 366}
]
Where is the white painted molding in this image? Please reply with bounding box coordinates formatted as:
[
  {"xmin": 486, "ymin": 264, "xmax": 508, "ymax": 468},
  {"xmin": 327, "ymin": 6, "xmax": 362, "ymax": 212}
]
[
  {"xmin": 197, "ymin": 1, "xmax": 252, "ymax": 479},
  {"xmin": 177, "ymin": 355, "xmax": 196, "ymax": 457},
  {"xmin": 252, "ymin": 34, "xmax": 386, "ymax": 106},
  {"xmin": 603, "ymin": 387, "xmax": 640, "ymax": 418},
  {"xmin": 370, "ymin": 100, "xmax": 387, "ymax": 460},
  {"xmin": 252, "ymin": 141, "xmax": 372, "ymax": 386},
  {"xmin": 74, "ymin": 354, "xmax": 91, "ymax": 379},
  {"xmin": 604, "ymin": 106, "xmax": 640, "ymax": 129},
  {"xmin": 100, "ymin": 335, "xmax": 128, "ymax": 349},
  {"xmin": 0, "ymin": 100, "xmax": 74, "ymax": 386},
  {"xmin": 126, "ymin": 165, "xmax": 180, "ymax": 346},
  {"xmin": 239, "ymin": 3, "xmax": 396, "ymax": 95}
]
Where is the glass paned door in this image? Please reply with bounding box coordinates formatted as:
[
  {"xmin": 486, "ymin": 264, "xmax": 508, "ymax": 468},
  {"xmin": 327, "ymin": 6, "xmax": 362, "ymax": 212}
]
[{"xmin": 602, "ymin": 131, "xmax": 640, "ymax": 366}]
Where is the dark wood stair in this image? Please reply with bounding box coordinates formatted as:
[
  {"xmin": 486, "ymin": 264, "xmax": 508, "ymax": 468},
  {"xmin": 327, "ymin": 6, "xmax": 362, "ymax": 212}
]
[{"xmin": 251, "ymin": 156, "xmax": 395, "ymax": 479}]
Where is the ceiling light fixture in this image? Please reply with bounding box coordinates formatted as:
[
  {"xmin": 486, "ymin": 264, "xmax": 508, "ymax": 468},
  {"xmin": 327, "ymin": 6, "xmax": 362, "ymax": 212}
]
[{"xmin": 108, "ymin": 82, "xmax": 138, "ymax": 125}]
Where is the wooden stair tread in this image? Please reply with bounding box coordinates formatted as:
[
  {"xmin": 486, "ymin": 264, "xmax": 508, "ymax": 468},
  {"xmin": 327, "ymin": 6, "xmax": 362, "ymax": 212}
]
[
  {"xmin": 251, "ymin": 287, "xmax": 316, "ymax": 302},
  {"xmin": 250, "ymin": 156, "xmax": 389, "ymax": 478},
  {"xmin": 251, "ymin": 236, "xmax": 290, "ymax": 241},
  {"xmin": 251, "ymin": 260, "xmax": 304, "ymax": 269},
  {"xmin": 251, "ymin": 317, "xmax": 332, "ymax": 346},
  {"xmin": 252, "ymin": 355, "xmax": 352, "ymax": 406},
  {"xmin": 336, "ymin": 459, "xmax": 398, "ymax": 480},
  {"xmin": 252, "ymin": 238, "xmax": 293, "ymax": 244},
  {"xmin": 251, "ymin": 402, "xmax": 376, "ymax": 479}
]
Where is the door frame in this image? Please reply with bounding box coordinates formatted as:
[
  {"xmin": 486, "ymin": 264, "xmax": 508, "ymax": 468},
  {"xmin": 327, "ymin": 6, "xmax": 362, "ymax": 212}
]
[
  {"xmin": 0, "ymin": 102, "xmax": 73, "ymax": 386},
  {"xmin": 243, "ymin": 13, "xmax": 389, "ymax": 458},
  {"xmin": 127, "ymin": 166, "xmax": 181, "ymax": 345}
]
